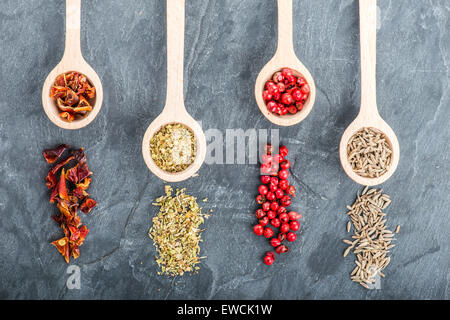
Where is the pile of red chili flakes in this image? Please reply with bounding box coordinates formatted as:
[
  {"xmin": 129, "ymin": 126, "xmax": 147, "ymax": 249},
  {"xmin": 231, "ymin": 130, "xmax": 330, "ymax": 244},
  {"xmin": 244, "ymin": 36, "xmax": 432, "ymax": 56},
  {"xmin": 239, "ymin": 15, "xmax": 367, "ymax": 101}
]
[
  {"xmin": 50, "ymin": 71, "xmax": 96, "ymax": 122},
  {"xmin": 43, "ymin": 144, "xmax": 97, "ymax": 263}
]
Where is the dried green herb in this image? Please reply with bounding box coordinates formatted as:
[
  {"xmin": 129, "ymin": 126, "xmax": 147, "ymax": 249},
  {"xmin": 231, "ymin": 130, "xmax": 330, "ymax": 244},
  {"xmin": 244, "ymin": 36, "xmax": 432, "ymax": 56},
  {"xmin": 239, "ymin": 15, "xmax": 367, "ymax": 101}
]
[
  {"xmin": 150, "ymin": 123, "xmax": 196, "ymax": 173},
  {"xmin": 149, "ymin": 186, "xmax": 209, "ymax": 276}
]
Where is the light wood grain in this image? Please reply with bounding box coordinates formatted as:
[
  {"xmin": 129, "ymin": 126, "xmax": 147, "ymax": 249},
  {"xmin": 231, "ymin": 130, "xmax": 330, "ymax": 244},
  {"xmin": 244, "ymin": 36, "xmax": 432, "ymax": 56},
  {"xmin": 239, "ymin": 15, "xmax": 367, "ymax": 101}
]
[
  {"xmin": 254, "ymin": 0, "xmax": 316, "ymax": 126},
  {"xmin": 42, "ymin": 0, "xmax": 103, "ymax": 130},
  {"xmin": 339, "ymin": 0, "xmax": 400, "ymax": 186},
  {"xmin": 141, "ymin": 0, "xmax": 206, "ymax": 182}
]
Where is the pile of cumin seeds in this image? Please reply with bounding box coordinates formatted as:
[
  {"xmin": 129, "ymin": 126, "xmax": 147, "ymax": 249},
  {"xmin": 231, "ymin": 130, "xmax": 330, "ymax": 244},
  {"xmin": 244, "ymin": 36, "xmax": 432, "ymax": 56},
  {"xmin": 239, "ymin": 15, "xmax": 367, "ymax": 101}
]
[
  {"xmin": 347, "ymin": 127, "xmax": 392, "ymax": 178},
  {"xmin": 343, "ymin": 186, "xmax": 400, "ymax": 289}
]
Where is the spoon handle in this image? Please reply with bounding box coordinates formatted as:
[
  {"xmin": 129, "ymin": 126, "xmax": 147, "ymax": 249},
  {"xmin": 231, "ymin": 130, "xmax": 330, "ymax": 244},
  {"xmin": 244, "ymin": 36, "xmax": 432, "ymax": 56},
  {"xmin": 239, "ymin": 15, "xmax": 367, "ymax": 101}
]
[
  {"xmin": 359, "ymin": 0, "xmax": 379, "ymax": 117},
  {"xmin": 276, "ymin": 0, "xmax": 295, "ymax": 56},
  {"xmin": 63, "ymin": 0, "xmax": 83, "ymax": 60},
  {"xmin": 165, "ymin": 0, "xmax": 186, "ymax": 111}
]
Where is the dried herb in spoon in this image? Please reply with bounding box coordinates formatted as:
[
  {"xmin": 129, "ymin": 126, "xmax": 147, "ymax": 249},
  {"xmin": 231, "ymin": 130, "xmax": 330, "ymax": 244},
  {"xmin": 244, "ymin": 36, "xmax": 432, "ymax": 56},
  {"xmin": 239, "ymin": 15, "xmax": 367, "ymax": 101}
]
[{"xmin": 149, "ymin": 123, "xmax": 196, "ymax": 173}]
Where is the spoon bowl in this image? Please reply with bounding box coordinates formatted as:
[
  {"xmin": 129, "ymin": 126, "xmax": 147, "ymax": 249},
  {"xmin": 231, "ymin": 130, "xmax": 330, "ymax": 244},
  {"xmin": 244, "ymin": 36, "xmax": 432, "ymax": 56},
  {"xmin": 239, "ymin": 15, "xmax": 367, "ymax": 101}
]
[
  {"xmin": 339, "ymin": 0, "xmax": 399, "ymax": 186},
  {"xmin": 339, "ymin": 114, "xmax": 400, "ymax": 186},
  {"xmin": 255, "ymin": 0, "xmax": 316, "ymax": 126},
  {"xmin": 141, "ymin": 0, "xmax": 206, "ymax": 182},
  {"xmin": 142, "ymin": 113, "xmax": 206, "ymax": 183},
  {"xmin": 42, "ymin": 0, "xmax": 103, "ymax": 130}
]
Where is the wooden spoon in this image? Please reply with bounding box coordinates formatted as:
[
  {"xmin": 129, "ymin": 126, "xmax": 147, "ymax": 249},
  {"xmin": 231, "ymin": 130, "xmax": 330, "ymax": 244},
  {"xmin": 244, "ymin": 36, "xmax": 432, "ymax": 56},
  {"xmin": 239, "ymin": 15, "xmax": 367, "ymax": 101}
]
[
  {"xmin": 255, "ymin": 0, "xmax": 316, "ymax": 126},
  {"xmin": 141, "ymin": 0, "xmax": 206, "ymax": 182},
  {"xmin": 42, "ymin": 0, "xmax": 103, "ymax": 130},
  {"xmin": 339, "ymin": 0, "xmax": 399, "ymax": 186}
]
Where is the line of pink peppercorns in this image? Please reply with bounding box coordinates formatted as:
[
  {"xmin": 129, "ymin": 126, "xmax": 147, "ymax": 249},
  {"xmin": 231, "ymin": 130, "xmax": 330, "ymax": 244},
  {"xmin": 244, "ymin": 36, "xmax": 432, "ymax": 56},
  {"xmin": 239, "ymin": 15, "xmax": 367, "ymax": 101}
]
[{"xmin": 253, "ymin": 144, "xmax": 302, "ymax": 265}]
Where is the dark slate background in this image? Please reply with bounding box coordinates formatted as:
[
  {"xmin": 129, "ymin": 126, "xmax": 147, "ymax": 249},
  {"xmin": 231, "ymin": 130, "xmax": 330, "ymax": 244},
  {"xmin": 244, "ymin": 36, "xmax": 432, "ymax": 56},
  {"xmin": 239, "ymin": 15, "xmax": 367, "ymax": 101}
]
[{"xmin": 0, "ymin": 0, "xmax": 448, "ymax": 300}]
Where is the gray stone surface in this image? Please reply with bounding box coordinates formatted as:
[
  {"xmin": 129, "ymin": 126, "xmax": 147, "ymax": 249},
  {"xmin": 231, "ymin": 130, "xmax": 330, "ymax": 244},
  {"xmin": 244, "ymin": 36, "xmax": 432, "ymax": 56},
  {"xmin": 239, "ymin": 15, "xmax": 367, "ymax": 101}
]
[{"xmin": 0, "ymin": 0, "xmax": 448, "ymax": 300}]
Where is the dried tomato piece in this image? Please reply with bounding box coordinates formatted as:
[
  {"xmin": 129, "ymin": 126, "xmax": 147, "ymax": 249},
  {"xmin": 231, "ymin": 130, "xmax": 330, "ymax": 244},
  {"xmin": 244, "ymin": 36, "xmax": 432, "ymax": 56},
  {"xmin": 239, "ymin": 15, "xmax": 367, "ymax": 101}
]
[
  {"xmin": 50, "ymin": 185, "xmax": 59, "ymax": 203},
  {"xmin": 48, "ymin": 156, "xmax": 75, "ymax": 183},
  {"xmin": 54, "ymin": 74, "xmax": 66, "ymax": 87},
  {"xmin": 71, "ymin": 245, "xmax": 80, "ymax": 259},
  {"xmin": 80, "ymin": 198, "xmax": 97, "ymax": 214},
  {"xmin": 72, "ymin": 148, "xmax": 87, "ymax": 164},
  {"xmin": 50, "ymin": 86, "xmax": 69, "ymax": 100},
  {"xmin": 45, "ymin": 171, "xmax": 57, "ymax": 189},
  {"xmin": 56, "ymin": 200, "xmax": 73, "ymax": 221},
  {"xmin": 73, "ymin": 106, "xmax": 93, "ymax": 113},
  {"xmin": 66, "ymin": 166, "xmax": 78, "ymax": 184},
  {"xmin": 77, "ymin": 177, "xmax": 91, "ymax": 190},
  {"xmin": 73, "ymin": 186, "xmax": 89, "ymax": 200},
  {"xmin": 61, "ymin": 224, "xmax": 70, "ymax": 237},
  {"xmin": 72, "ymin": 214, "xmax": 82, "ymax": 228},
  {"xmin": 56, "ymin": 98, "xmax": 73, "ymax": 112},
  {"xmin": 51, "ymin": 237, "xmax": 70, "ymax": 263},
  {"xmin": 57, "ymin": 169, "xmax": 69, "ymax": 201},
  {"xmin": 77, "ymin": 95, "xmax": 91, "ymax": 108},
  {"xmin": 56, "ymin": 204, "xmax": 82, "ymax": 228},
  {"xmin": 42, "ymin": 144, "xmax": 70, "ymax": 164},
  {"xmin": 85, "ymin": 86, "xmax": 96, "ymax": 99},
  {"xmin": 65, "ymin": 89, "xmax": 80, "ymax": 106},
  {"xmin": 68, "ymin": 225, "xmax": 81, "ymax": 242},
  {"xmin": 66, "ymin": 72, "xmax": 80, "ymax": 92},
  {"xmin": 59, "ymin": 112, "xmax": 75, "ymax": 122},
  {"xmin": 75, "ymin": 225, "xmax": 89, "ymax": 246},
  {"xmin": 66, "ymin": 163, "xmax": 92, "ymax": 184},
  {"xmin": 77, "ymin": 163, "xmax": 92, "ymax": 181}
]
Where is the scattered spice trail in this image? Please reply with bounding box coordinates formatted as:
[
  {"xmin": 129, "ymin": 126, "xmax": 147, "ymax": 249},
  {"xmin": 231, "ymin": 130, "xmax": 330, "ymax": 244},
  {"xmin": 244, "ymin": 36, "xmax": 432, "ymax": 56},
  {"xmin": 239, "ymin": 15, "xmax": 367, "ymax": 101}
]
[
  {"xmin": 253, "ymin": 144, "xmax": 302, "ymax": 265},
  {"xmin": 343, "ymin": 186, "xmax": 399, "ymax": 288},
  {"xmin": 149, "ymin": 186, "xmax": 209, "ymax": 276}
]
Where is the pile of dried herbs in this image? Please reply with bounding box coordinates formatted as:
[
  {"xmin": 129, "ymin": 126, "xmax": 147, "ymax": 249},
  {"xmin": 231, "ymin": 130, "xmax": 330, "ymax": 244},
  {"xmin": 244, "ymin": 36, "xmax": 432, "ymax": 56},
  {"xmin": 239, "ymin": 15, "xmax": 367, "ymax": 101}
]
[
  {"xmin": 43, "ymin": 144, "xmax": 97, "ymax": 263},
  {"xmin": 148, "ymin": 186, "xmax": 208, "ymax": 276},
  {"xmin": 149, "ymin": 123, "xmax": 196, "ymax": 173}
]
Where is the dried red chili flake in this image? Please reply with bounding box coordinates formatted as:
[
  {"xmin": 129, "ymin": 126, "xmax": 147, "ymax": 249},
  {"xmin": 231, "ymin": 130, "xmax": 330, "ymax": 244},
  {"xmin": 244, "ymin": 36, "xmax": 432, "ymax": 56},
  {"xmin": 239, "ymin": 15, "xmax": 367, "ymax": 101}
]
[
  {"xmin": 46, "ymin": 171, "xmax": 57, "ymax": 189},
  {"xmin": 43, "ymin": 144, "xmax": 96, "ymax": 263},
  {"xmin": 66, "ymin": 162, "xmax": 92, "ymax": 184},
  {"xmin": 57, "ymin": 169, "xmax": 69, "ymax": 200},
  {"xmin": 46, "ymin": 155, "xmax": 75, "ymax": 186},
  {"xmin": 80, "ymin": 198, "xmax": 97, "ymax": 214},
  {"xmin": 72, "ymin": 148, "xmax": 87, "ymax": 164},
  {"xmin": 51, "ymin": 237, "xmax": 70, "ymax": 263},
  {"xmin": 73, "ymin": 186, "xmax": 89, "ymax": 200},
  {"xmin": 76, "ymin": 177, "xmax": 91, "ymax": 190},
  {"xmin": 42, "ymin": 144, "xmax": 70, "ymax": 164},
  {"xmin": 71, "ymin": 245, "xmax": 80, "ymax": 260},
  {"xmin": 50, "ymin": 72, "xmax": 96, "ymax": 122}
]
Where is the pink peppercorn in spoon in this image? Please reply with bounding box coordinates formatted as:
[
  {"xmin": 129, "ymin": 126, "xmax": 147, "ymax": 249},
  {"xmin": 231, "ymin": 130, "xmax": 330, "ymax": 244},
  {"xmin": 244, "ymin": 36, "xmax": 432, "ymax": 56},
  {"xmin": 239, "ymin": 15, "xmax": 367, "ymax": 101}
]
[{"xmin": 255, "ymin": 0, "xmax": 316, "ymax": 126}]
